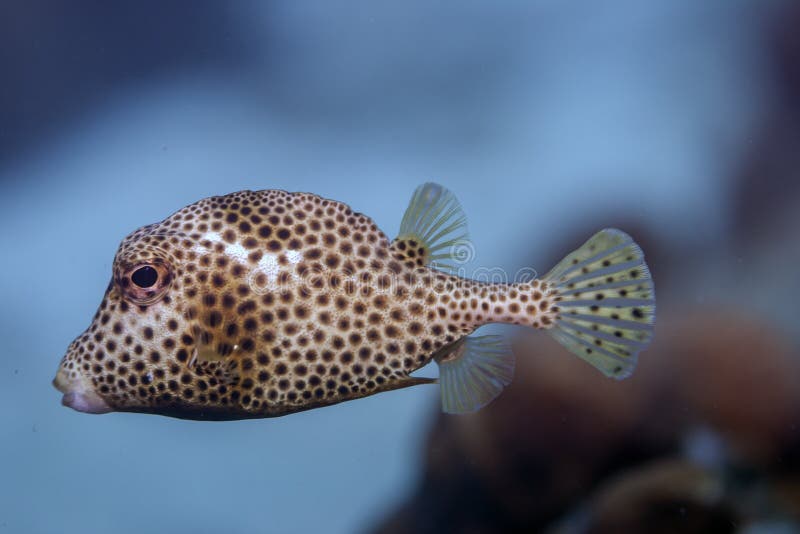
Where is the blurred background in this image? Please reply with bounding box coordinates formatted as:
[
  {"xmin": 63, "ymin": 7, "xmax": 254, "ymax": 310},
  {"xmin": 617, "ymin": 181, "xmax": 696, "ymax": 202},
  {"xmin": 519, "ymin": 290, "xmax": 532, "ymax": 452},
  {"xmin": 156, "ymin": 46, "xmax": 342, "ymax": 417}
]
[{"xmin": 1, "ymin": 1, "xmax": 799, "ymax": 533}]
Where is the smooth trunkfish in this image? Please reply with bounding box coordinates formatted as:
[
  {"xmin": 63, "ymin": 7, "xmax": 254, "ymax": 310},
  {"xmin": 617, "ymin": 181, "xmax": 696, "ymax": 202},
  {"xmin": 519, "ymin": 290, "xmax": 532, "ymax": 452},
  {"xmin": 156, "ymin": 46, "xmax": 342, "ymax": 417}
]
[{"xmin": 53, "ymin": 184, "xmax": 655, "ymax": 420}]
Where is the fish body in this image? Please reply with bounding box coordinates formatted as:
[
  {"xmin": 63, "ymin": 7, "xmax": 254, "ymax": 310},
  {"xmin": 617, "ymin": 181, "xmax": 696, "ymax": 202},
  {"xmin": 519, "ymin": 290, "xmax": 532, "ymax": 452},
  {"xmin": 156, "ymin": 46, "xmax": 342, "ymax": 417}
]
[{"xmin": 53, "ymin": 184, "xmax": 655, "ymax": 420}]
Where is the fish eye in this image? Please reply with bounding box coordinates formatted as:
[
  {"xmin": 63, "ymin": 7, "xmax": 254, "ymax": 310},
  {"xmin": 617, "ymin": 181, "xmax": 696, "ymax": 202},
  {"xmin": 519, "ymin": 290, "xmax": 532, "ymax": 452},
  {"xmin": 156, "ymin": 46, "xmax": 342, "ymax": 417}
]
[
  {"xmin": 121, "ymin": 262, "xmax": 171, "ymax": 305},
  {"xmin": 131, "ymin": 266, "xmax": 158, "ymax": 288}
]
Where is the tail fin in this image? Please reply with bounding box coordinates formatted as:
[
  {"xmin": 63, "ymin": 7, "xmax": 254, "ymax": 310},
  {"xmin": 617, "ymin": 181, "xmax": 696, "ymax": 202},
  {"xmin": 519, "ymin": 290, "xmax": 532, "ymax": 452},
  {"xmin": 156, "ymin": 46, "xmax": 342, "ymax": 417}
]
[{"xmin": 542, "ymin": 228, "xmax": 655, "ymax": 379}]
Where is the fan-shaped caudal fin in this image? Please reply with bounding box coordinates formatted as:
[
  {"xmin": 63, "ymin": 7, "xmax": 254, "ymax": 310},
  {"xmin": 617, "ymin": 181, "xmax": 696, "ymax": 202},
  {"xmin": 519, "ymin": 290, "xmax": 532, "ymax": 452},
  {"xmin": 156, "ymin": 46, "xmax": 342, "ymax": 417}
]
[{"xmin": 541, "ymin": 228, "xmax": 655, "ymax": 379}]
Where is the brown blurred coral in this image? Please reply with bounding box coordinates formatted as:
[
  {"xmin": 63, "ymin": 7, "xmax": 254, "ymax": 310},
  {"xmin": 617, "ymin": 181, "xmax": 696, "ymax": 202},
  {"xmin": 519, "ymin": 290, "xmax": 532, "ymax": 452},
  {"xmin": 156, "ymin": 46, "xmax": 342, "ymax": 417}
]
[
  {"xmin": 372, "ymin": 308, "xmax": 800, "ymax": 533},
  {"xmin": 581, "ymin": 459, "xmax": 732, "ymax": 534}
]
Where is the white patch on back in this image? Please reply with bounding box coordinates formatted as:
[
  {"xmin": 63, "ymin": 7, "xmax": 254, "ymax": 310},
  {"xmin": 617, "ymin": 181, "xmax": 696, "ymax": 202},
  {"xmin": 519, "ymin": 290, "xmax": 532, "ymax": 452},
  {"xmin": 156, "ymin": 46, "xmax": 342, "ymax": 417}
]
[
  {"xmin": 192, "ymin": 231, "xmax": 223, "ymax": 255},
  {"xmin": 257, "ymin": 254, "xmax": 280, "ymax": 285},
  {"xmin": 248, "ymin": 251, "xmax": 305, "ymax": 295},
  {"xmin": 204, "ymin": 231, "xmax": 222, "ymax": 243},
  {"xmin": 286, "ymin": 249, "xmax": 303, "ymax": 264},
  {"xmin": 224, "ymin": 242, "xmax": 248, "ymax": 263}
]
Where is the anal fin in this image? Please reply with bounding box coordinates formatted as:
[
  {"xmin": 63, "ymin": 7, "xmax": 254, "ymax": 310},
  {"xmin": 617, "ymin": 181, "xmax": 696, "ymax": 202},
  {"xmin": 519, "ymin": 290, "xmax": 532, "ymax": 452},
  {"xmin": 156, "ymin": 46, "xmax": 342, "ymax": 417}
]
[{"xmin": 435, "ymin": 335, "xmax": 515, "ymax": 414}]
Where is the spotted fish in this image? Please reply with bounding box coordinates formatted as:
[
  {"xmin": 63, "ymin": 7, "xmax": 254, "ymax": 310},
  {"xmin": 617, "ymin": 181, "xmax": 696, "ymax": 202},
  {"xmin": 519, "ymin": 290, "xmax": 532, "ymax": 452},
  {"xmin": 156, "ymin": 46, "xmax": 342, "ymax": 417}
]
[{"xmin": 53, "ymin": 184, "xmax": 655, "ymax": 419}]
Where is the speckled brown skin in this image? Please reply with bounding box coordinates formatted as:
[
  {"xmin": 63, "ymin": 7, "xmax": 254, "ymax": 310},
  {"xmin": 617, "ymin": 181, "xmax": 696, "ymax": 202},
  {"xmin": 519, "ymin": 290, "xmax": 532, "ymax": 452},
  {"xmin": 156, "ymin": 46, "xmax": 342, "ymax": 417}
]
[{"xmin": 54, "ymin": 190, "xmax": 558, "ymax": 420}]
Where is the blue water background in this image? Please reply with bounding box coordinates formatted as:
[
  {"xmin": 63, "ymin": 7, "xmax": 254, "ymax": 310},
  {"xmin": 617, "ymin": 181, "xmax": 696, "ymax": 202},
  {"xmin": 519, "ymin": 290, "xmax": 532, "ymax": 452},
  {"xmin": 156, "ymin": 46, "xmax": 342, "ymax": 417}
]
[{"xmin": 0, "ymin": 2, "xmax": 789, "ymax": 532}]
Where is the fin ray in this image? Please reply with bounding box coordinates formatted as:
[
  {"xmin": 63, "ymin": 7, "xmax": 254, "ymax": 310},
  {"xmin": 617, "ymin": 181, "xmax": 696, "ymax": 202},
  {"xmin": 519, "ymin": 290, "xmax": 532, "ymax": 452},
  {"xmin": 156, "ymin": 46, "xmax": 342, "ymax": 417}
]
[
  {"xmin": 394, "ymin": 183, "xmax": 470, "ymax": 273},
  {"xmin": 436, "ymin": 335, "xmax": 514, "ymax": 414},
  {"xmin": 543, "ymin": 228, "xmax": 655, "ymax": 379}
]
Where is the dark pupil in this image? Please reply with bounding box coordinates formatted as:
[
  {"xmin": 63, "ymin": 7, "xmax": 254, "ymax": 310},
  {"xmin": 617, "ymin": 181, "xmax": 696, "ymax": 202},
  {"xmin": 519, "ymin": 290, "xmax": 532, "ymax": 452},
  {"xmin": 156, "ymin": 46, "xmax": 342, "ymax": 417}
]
[{"xmin": 131, "ymin": 266, "xmax": 158, "ymax": 288}]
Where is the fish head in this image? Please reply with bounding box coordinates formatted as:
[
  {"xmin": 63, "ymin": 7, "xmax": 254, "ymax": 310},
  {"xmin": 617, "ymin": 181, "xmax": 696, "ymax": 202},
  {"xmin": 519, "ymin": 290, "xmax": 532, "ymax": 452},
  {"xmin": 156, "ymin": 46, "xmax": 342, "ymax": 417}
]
[{"xmin": 53, "ymin": 212, "xmax": 209, "ymax": 417}]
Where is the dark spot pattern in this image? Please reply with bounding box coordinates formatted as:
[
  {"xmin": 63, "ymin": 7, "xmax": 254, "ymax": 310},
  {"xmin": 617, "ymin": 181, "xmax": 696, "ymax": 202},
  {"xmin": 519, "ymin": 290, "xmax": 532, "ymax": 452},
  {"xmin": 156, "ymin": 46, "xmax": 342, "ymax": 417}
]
[{"xmin": 54, "ymin": 188, "xmax": 561, "ymax": 421}]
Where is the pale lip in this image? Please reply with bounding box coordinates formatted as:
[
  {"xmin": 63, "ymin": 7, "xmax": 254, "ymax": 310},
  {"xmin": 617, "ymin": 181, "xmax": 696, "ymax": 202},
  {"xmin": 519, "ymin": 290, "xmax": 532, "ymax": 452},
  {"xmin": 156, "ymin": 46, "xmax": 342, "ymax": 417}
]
[{"xmin": 52, "ymin": 367, "xmax": 113, "ymax": 414}]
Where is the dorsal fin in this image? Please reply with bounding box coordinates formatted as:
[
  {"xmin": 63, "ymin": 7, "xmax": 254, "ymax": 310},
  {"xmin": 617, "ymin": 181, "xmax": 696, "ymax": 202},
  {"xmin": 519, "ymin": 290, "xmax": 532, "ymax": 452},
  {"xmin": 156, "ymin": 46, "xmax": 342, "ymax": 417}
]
[{"xmin": 391, "ymin": 183, "xmax": 470, "ymax": 273}]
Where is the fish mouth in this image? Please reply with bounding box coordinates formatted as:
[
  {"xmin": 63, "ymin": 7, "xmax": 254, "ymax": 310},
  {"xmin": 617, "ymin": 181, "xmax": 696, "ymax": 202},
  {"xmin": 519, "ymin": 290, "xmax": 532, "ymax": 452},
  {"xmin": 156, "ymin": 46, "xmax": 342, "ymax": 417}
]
[{"xmin": 53, "ymin": 368, "xmax": 113, "ymax": 414}]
